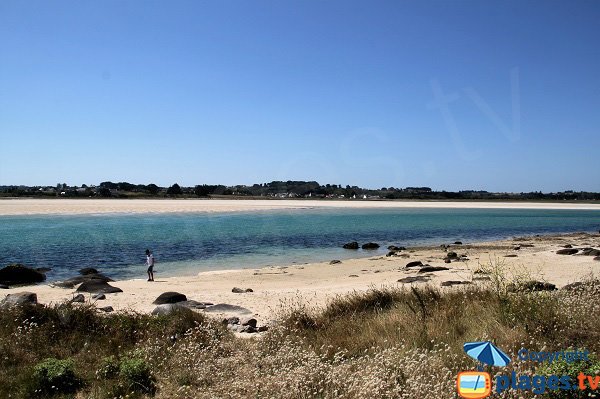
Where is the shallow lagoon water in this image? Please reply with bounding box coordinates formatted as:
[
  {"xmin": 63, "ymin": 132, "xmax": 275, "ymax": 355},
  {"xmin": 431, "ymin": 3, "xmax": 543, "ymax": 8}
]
[{"xmin": 1, "ymin": 207, "xmax": 600, "ymax": 281}]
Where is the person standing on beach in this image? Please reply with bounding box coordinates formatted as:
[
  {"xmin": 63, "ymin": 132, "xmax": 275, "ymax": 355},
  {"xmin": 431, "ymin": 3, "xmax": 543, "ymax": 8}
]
[{"xmin": 145, "ymin": 249, "xmax": 155, "ymax": 281}]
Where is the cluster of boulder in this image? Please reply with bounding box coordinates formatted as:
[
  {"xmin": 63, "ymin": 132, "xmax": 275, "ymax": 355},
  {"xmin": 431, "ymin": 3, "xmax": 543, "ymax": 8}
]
[
  {"xmin": 556, "ymin": 246, "xmax": 600, "ymax": 260},
  {"xmin": 149, "ymin": 292, "xmax": 268, "ymax": 333},
  {"xmin": 151, "ymin": 291, "xmax": 213, "ymax": 315},
  {"xmin": 231, "ymin": 287, "xmax": 253, "ymax": 293},
  {"xmin": 442, "ymin": 251, "xmax": 469, "ymax": 263},
  {"xmin": 403, "ymin": 260, "xmax": 449, "ymax": 273},
  {"xmin": 342, "ymin": 242, "xmax": 380, "ymax": 250},
  {"xmin": 223, "ymin": 316, "xmax": 268, "ymax": 333},
  {"xmin": 54, "ymin": 268, "xmax": 123, "ymax": 294},
  {"xmin": 386, "ymin": 245, "xmax": 407, "ymax": 257}
]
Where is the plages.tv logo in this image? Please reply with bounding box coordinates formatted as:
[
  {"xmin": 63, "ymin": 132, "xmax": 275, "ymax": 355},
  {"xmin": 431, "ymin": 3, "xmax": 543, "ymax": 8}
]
[{"xmin": 457, "ymin": 341, "xmax": 511, "ymax": 399}]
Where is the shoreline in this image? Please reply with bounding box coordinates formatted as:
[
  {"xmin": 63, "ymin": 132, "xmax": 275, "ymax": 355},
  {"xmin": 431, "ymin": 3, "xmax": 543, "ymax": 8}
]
[
  {"xmin": 1, "ymin": 198, "xmax": 600, "ymax": 216},
  {"xmin": 3, "ymin": 232, "xmax": 599, "ymax": 325}
]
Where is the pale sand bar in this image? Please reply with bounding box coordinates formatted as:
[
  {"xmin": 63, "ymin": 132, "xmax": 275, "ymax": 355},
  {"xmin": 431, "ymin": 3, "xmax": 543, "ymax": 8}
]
[
  {"xmin": 1, "ymin": 198, "xmax": 600, "ymax": 216},
  {"xmin": 3, "ymin": 233, "xmax": 600, "ymax": 326}
]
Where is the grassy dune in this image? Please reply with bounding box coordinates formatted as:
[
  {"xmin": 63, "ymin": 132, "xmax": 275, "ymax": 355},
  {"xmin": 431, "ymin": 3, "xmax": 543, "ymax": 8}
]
[{"xmin": 2, "ymin": 275, "xmax": 600, "ymax": 398}]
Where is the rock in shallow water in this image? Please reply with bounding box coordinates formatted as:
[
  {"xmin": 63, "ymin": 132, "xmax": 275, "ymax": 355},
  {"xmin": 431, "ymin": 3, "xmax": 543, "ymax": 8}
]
[
  {"xmin": 0, "ymin": 264, "xmax": 46, "ymax": 286},
  {"xmin": 79, "ymin": 267, "xmax": 99, "ymax": 275},
  {"xmin": 361, "ymin": 242, "xmax": 380, "ymax": 250}
]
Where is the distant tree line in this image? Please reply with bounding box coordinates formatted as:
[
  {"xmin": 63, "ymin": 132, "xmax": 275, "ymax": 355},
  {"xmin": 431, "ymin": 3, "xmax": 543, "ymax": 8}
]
[{"xmin": 1, "ymin": 181, "xmax": 599, "ymax": 201}]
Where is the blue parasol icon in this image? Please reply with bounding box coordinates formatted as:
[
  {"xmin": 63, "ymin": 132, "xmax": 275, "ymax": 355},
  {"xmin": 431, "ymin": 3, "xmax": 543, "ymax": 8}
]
[{"xmin": 464, "ymin": 341, "xmax": 511, "ymax": 367}]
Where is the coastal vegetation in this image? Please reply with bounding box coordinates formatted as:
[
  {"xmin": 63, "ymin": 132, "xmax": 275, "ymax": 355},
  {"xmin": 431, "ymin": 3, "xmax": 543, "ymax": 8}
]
[
  {"xmin": 2, "ymin": 180, "xmax": 599, "ymax": 201},
  {"xmin": 2, "ymin": 274, "xmax": 599, "ymax": 398}
]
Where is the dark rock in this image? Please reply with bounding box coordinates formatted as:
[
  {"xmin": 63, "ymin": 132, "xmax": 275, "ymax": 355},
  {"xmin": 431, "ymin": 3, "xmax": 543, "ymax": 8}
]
[
  {"xmin": 0, "ymin": 292, "xmax": 37, "ymax": 308},
  {"xmin": 446, "ymin": 252, "xmax": 458, "ymax": 259},
  {"xmin": 418, "ymin": 266, "xmax": 449, "ymax": 273},
  {"xmin": 519, "ymin": 244, "xmax": 535, "ymax": 247},
  {"xmin": 397, "ymin": 276, "xmax": 430, "ymax": 283},
  {"xmin": 343, "ymin": 241, "xmax": 359, "ymax": 250},
  {"xmin": 329, "ymin": 260, "xmax": 342, "ymax": 264},
  {"xmin": 203, "ymin": 303, "xmax": 253, "ymax": 315},
  {"xmin": 513, "ymin": 246, "xmax": 521, "ymax": 251},
  {"xmin": 153, "ymin": 292, "xmax": 187, "ymax": 304},
  {"xmin": 35, "ymin": 267, "xmax": 52, "ymax": 273},
  {"xmin": 388, "ymin": 246, "xmax": 406, "ymax": 251},
  {"xmin": 152, "ymin": 303, "xmax": 185, "ymax": 315},
  {"xmin": 361, "ymin": 242, "xmax": 380, "ymax": 250},
  {"xmin": 258, "ymin": 326, "xmax": 269, "ymax": 332},
  {"xmin": 405, "ymin": 261, "xmax": 423, "ymax": 268},
  {"xmin": 508, "ymin": 280, "xmax": 557, "ymax": 292},
  {"xmin": 70, "ymin": 294, "xmax": 85, "ymax": 303},
  {"xmin": 444, "ymin": 259, "xmax": 452, "ymax": 263},
  {"xmin": 77, "ymin": 280, "xmax": 122, "ymax": 294},
  {"xmin": 504, "ymin": 254, "xmax": 518, "ymax": 258},
  {"xmin": 0, "ymin": 264, "xmax": 46, "ymax": 286},
  {"xmin": 595, "ymin": 256, "xmax": 600, "ymax": 261},
  {"xmin": 242, "ymin": 325, "xmax": 258, "ymax": 333},
  {"xmin": 562, "ymin": 282, "xmax": 584, "ymax": 290},
  {"xmin": 556, "ymin": 248, "xmax": 579, "ymax": 255},
  {"xmin": 580, "ymin": 249, "xmax": 600, "ymax": 256},
  {"xmin": 440, "ymin": 280, "xmax": 472, "ymax": 287},
  {"xmin": 473, "ymin": 276, "xmax": 491, "ymax": 281},
  {"xmin": 348, "ymin": 275, "xmax": 359, "ymax": 278},
  {"xmin": 92, "ymin": 293, "xmax": 106, "ymax": 300},
  {"xmin": 79, "ymin": 267, "xmax": 99, "ymax": 275},
  {"xmin": 98, "ymin": 306, "xmax": 114, "ymax": 313},
  {"xmin": 179, "ymin": 300, "xmax": 210, "ymax": 309},
  {"xmin": 454, "ymin": 241, "xmax": 463, "ymax": 245},
  {"xmin": 54, "ymin": 274, "xmax": 114, "ymax": 289},
  {"xmin": 562, "ymin": 244, "xmax": 573, "ymax": 249},
  {"xmin": 232, "ymin": 287, "xmax": 253, "ymax": 293},
  {"xmin": 241, "ymin": 317, "xmax": 257, "ymax": 328},
  {"xmin": 0, "ymin": 284, "xmax": 8, "ymax": 289},
  {"xmin": 223, "ymin": 316, "xmax": 240, "ymax": 325}
]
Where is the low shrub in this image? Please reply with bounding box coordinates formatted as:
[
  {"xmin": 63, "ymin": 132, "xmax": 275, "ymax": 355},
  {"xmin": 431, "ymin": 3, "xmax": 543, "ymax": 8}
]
[
  {"xmin": 119, "ymin": 357, "xmax": 156, "ymax": 394},
  {"xmin": 96, "ymin": 356, "xmax": 119, "ymax": 380},
  {"xmin": 31, "ymin": 357, "xmax": 79, "ymax": 395}
]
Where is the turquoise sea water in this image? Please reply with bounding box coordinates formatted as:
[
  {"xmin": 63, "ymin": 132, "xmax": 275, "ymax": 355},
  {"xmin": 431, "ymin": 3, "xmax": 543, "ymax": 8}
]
[{"xmin": 1, "ymin": 208, "xmax": 600, "ymax": 282}]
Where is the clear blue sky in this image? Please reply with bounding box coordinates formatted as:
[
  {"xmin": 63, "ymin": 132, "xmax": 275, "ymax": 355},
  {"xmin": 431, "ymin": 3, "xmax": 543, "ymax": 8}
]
[{"xmin": 1, "ymin": 0, "xmax": 599, "ymax": 192}]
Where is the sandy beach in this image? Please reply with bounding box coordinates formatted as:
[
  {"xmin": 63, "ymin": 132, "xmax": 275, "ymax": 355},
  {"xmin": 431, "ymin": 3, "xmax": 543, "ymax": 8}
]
[
  {"xmin": 4, "ymin": 232, "xmax": 599, "ymax": 326},
  {"xmin": 1, "ymin": 198, "xmax": 600, "ymax": 216}
]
